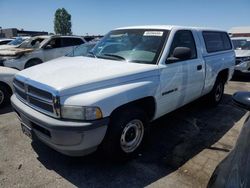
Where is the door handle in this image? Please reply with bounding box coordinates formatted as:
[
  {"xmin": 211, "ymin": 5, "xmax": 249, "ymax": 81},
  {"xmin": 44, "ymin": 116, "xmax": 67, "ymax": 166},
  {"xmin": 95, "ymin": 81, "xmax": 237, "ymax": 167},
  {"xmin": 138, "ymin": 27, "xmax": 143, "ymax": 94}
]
[{"xmin": 197, "ymin": 65, "xmax": 202, "ymax": 70}]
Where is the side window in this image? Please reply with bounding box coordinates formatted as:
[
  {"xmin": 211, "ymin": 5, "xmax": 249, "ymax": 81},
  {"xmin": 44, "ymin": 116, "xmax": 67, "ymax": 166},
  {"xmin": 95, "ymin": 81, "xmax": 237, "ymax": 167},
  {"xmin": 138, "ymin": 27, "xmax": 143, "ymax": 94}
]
[
  {"xmin": 203, "ymin": 31, "xmax": 232, "ymax": 53},
  {"xmin": 168, "ymin": 30, "xmax": 197, "ymax": 60},
  {"xmin": 46, "ymin": 38, "xmax": 62, "ymax": 49},
  {"xmin": 61, "ymin": 38, "xmax": 84, "ymax": 47},
  {"xmin": 221, "ymin": 33, "xmax": 232, "ymax": 50},
  {"xmin": 72, "ymin": 38, "xmax": 84, "ymax": 45}
]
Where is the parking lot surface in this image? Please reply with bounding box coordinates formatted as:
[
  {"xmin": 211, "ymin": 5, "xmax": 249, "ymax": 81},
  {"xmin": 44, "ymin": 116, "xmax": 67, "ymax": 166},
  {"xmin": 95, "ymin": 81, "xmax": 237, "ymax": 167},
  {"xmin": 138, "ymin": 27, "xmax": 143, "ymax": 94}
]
[{"xmin": 0, "ymin": 76, "xmax": 250, "ymax": 188}]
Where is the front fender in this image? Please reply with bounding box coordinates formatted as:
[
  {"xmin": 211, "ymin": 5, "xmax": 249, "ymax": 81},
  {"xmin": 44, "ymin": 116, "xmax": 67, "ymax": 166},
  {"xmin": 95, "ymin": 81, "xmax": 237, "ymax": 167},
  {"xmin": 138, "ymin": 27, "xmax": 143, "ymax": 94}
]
[{"xmin": 60, "ymin": 76, "xmax": 159, "ymax": 117}]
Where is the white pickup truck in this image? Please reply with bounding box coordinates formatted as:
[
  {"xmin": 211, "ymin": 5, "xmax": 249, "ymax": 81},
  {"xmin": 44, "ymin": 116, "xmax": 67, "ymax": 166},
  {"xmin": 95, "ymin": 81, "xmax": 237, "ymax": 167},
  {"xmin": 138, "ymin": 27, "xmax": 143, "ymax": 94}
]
[{"xmin": 11, "ymin": 26, "xmax": 235, "ymax": 160}]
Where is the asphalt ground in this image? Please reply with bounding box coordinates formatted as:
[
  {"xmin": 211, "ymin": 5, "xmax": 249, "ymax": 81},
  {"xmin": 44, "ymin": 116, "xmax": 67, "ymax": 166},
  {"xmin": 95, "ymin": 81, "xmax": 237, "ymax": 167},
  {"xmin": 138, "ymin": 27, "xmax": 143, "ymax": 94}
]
[{"xmin": 0, "ymin": 75, "xmax": 250, "ymax": 188}]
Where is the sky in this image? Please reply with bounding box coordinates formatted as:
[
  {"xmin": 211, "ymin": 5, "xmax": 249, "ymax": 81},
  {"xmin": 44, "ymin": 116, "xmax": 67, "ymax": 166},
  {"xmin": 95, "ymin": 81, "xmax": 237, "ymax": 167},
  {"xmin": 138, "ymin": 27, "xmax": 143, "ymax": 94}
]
[{"xmin": 0, "ymin": 0, "xmax": 249, "ymax": 35}]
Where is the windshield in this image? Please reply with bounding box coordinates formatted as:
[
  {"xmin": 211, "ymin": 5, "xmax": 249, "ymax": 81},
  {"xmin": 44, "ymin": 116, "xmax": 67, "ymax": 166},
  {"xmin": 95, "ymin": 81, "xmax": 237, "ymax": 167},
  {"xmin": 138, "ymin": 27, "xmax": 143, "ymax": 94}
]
[
  {"xmin": 8, "ymin": 37, "xmax": 26, "ymax": 45},
  {"xmin": 90, "ymin": 29, "xmax": 168, "ymax": 64},
  {"xmin": 19, "ymin": 37, "xmax": 46, "ymax": 49},
  {"xmin": 232, "ymin": 39, "xmax": 250, "ymax": 50},
  {"xmin": 66, "ymin": 42, "xmax": 96, "ymax": 57}
]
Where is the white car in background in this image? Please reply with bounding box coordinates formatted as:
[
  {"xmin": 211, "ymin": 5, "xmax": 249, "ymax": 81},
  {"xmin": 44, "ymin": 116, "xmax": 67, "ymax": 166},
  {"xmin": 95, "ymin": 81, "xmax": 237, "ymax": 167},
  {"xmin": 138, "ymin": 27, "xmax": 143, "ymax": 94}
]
[
  {"xmin": 0, "ymin": 37, "xmax": 30, "ymax": 50},
  {"xmin": 231, "ymin": 37, "xmax": 250, "ymax": 75},
  {"xmin": 0, "ymin": 67, "xmax": 18, "ymax": 107},
  {"xmin": 0, "ymin": 35, "xmax": 86, "ymax": 70},
  {"xmin": 0, "ymin": 38, "xmax": 14, "ymax": 45}
]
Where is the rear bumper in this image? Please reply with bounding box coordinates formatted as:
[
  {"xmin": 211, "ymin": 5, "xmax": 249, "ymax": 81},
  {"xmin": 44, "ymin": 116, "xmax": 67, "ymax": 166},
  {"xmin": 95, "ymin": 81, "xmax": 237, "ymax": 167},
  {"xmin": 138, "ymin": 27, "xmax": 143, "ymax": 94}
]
[{"xmin": 11, "ymin": 94, "xmax": 108, "ymax": 156}]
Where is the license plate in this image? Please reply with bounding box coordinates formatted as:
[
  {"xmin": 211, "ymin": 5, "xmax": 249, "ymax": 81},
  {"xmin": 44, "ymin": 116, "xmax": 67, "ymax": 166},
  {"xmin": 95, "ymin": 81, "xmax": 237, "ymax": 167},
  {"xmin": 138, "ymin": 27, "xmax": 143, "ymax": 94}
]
[{"xmin": 21, "ymin": 123, "xmax": 32, "ymax": 139}]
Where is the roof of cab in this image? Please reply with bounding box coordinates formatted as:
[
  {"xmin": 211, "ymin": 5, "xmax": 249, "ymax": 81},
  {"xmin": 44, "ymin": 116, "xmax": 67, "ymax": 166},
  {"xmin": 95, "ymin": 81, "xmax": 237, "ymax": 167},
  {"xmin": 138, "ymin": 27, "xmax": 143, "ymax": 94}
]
[{"xmin": 115, "ymin": 25, "xmax": 227, "ymax": 32}]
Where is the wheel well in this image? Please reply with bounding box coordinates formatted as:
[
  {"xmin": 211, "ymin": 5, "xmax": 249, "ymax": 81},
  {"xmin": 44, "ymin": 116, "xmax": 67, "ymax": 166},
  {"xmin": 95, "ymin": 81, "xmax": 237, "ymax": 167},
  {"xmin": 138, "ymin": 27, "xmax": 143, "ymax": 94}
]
[
  {"xmin": 25, "ymin": 58, "xmax": 43, "ymax": 68},
  {"xmin": 110, "ymin": 97, "xmax": 156, "ymax": 121},
  {"xmin": 217, "ymin": 69, "xmax": 229, "ymax": 84},
  {"xmin": 0, "ymin": 81, "xmax": 12, "ymax": 95}
]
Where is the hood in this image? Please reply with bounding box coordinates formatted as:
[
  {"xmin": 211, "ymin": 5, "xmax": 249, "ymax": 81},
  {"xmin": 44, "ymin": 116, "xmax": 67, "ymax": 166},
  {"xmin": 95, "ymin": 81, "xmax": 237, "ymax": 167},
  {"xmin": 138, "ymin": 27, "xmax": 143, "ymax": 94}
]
[
  {"xmin": 16, "ymin": 56, "xmax": 159, "ymax": 96},
  {"xmin": 235, "ymin": 50, "xmax": 250, "ymax": 57},
  {"xmin": 0, "ymin": 48, "xmax": 33, "ymax": 56}
]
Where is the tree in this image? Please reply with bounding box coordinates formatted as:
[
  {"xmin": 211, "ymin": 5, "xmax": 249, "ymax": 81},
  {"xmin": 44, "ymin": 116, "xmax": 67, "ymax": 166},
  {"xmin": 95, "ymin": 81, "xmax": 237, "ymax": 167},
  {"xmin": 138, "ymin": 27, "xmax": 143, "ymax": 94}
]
[{"xmin": 54, "ymin": 8, "xmax": 72, "ymax": 35}]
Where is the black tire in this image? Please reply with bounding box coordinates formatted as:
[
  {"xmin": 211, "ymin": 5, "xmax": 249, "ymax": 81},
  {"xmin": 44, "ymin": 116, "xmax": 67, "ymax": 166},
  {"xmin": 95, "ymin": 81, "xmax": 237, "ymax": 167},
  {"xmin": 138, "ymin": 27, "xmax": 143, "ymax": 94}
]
[
  {"xmin": 24, "ymin": 59, "xmax": 42, "ymax": 69},
  {"xmin": 207, "ymin": 78, "xmax": 225, "ymax": 106},
  {"xmin": 0, "ymin": 84, "xmax": 11, "ymax": 108},
  {"xmin": 101, "ymin": 106, "xmax": 149, "ymax": 161}
]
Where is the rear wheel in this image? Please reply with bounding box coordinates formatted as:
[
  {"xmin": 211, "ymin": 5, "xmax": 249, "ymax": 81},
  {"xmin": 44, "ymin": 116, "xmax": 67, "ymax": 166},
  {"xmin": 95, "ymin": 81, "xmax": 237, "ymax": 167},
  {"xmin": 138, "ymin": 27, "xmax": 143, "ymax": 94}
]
[
  {"xmin": 101, "ymin": 107, "xmax": 149, "ymax": 160},
  {"xmin": 207, "ymin": 78, "xmax": 225, "ymax": 106},
  {"xmin": 0, "ymin": 85, "xmax": 11, "ymax": 108}
]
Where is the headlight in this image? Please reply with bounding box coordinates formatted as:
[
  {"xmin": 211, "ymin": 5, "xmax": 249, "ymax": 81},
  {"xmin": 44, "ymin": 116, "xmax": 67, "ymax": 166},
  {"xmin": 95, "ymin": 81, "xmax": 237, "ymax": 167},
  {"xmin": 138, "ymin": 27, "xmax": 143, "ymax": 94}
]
[
  {"xmin": 61, "ymin": 106, "xmax": 103, "ymax": 120},
  {"xmin": 236, "ymin": 61, "xmax": 248, "ymax": 68}
]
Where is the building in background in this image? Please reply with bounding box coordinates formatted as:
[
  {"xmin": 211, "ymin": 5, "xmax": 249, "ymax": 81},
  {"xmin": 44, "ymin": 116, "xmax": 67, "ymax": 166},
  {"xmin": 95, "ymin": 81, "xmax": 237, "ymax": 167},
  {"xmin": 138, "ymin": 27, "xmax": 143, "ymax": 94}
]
[
  {"xmin": 229, "ymin": 26, "xmax": 250, "ymax": 37},
  {"xmin": 0, "ymin": 28, "xmax": 48, "ymax": 38}
]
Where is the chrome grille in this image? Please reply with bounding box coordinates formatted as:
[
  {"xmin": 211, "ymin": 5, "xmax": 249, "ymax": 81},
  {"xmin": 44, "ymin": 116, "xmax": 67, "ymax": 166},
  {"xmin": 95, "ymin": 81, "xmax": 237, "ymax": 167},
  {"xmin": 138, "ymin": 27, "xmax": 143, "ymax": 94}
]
[{"xmin": 13, "ymin": 79, "xmax": 59, "ymax": 117}]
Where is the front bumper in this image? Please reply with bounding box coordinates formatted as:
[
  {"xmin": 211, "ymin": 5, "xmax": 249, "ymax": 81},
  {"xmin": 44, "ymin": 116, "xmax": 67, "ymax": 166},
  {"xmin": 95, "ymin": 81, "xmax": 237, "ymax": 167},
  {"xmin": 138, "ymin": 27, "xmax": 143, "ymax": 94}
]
[
  {"xmin": 235, "ymin": 61, "xmax": 250, "ymax": 73},
  {"xmin": 11, "ymin": 94, "xmax": 109, "ymax": 156}
]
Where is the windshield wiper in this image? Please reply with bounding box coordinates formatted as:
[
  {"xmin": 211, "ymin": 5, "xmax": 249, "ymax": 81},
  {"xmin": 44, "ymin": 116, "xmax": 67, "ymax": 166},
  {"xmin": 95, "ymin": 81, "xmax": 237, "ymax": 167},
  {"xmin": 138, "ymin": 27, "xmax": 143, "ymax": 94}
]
[{"xmin": 102, "ymin": 53, "xmax": 126, "ymax": 61}]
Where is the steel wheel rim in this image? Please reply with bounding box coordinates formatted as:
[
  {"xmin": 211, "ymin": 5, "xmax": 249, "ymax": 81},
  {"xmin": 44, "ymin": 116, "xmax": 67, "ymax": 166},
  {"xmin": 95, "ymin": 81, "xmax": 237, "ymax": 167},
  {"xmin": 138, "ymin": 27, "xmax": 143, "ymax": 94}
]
[
  {"xmin": 120, "ymin": 119, "xmax": 144, "ymax": 153},
  {"xmin": 215, "ymin": 83, "xmax": 223, "ymax": 102},
  {"xmin": 0, "ymin": 90, "xmax": 4, "ymax": 105}
]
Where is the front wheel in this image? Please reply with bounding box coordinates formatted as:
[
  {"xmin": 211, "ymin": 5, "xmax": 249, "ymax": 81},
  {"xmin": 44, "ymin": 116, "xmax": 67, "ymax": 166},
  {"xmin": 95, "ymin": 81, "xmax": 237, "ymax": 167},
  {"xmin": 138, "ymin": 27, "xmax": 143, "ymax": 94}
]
[
  {"xmin": 101, "ymin": 107, "xmax": 149, "ymax": 161},
  {"xmin": 207, "ymin": 78, "xmax": 225, "ymax": 106},
  {"xmin": 0, "ymin": 85, "xmax": 11, "ymax": 108}
]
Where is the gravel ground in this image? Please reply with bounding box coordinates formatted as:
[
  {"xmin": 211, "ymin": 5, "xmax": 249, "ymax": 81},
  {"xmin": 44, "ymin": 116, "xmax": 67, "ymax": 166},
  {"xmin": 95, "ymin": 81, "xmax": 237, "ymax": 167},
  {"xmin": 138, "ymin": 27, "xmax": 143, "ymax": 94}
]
[{"xmin": 0, "ymin": 75, "xmax": 250, "ymax": 188}]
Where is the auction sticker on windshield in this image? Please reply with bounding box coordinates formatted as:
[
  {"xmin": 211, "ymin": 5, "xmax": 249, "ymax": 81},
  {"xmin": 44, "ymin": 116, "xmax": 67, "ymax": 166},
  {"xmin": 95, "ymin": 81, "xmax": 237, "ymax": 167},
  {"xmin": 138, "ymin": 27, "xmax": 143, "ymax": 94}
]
[{"xmin": 143, "ymin": 31, "xmax": 163, "ymax": 36}]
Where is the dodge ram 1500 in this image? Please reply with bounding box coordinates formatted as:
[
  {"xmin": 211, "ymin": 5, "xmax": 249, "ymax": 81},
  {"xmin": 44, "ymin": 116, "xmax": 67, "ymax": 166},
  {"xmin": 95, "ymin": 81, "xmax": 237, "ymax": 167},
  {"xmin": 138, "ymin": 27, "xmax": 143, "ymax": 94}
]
[{"xmin": 11, "ymin": 25, "xmax": 235, "ymax": 160}]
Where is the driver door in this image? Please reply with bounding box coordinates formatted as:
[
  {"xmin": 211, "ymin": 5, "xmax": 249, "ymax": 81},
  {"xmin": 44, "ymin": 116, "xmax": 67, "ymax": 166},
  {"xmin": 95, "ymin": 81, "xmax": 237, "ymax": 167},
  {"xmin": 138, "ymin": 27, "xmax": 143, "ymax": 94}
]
[{"xmin": 156, "ymin": 30, "xmax": 205, "ymax": 118}]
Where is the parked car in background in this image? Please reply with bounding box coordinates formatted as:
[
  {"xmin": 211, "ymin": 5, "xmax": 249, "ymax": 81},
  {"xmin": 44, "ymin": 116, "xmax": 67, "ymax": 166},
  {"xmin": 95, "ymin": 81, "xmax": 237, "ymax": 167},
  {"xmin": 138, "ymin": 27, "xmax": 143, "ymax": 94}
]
[
  {"xmin": 0, "ymin": 67, "xmax": 18, "ymax": 107},
  {"xmin": 208, "ymin": 91, "xmax": 250, "ymax": 188},
  {"xmin": 11, "ymin": 25, "xmax": 235, "ymax": 160},
  {"xmin": 231, "ymin": 37, "xmax": 250, "ymax": 75},
  {"xmin": 0, "ymin": 38, "xmax": 14, "ymax": 45},
  {"xmin": 38, "ymin": 42, "xmax": 97, "ymax": 70},
  {"xmin": 0, "ymin": 35, "xmax": 86, "ymax": 70},
  {"xmin": 0, "ymin": 37, "xmax": 30, "ymax": 50},
  {"xmin": 66, "ymin": 41, "xmax": 97, "ymax": 57}
]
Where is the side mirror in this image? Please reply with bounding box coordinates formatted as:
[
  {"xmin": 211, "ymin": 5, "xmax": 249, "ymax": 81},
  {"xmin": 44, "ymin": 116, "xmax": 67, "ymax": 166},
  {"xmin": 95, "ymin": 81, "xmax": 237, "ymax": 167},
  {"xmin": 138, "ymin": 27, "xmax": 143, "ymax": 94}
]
[
  {"xmin": 232, "ymin": 91, "xmax": 250, "ymax": 111},
  {"xmin": 44, "ymin": 44, "xmax": 53, "ymax": 49},
  {"xmin": 167, "ymin": 47, "xmax": 192, "ymax": 63}
]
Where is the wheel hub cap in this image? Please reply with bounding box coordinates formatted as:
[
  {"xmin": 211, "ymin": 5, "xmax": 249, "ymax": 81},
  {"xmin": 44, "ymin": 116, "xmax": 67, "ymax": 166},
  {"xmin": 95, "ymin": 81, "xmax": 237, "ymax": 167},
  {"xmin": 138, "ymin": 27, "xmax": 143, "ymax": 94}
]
[
  {"xmin": 120, "ymin": 119, "xmax": 144, "ymax": 153},
  {"xmin": 215, "ymin": 83, "xmax": 223, "ymax": 102}
]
